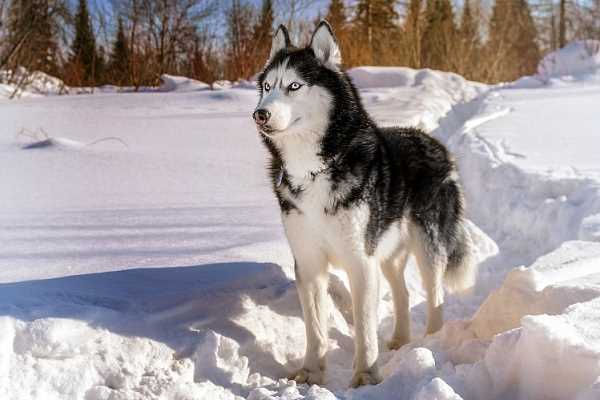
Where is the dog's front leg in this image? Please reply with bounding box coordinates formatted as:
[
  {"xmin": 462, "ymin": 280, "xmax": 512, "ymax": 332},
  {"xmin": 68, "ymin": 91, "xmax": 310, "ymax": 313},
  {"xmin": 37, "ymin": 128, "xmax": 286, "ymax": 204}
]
[
  {"xmin": 289, "ymin": 257, "xmax": 329, "ymax": 385},
  {"xmin": 284, "ymin": 217, "xmax": 329, "ymax": 385},
  {"xmin": 348, "ymin": 258, "xmax": 382, "ymax": 387}
]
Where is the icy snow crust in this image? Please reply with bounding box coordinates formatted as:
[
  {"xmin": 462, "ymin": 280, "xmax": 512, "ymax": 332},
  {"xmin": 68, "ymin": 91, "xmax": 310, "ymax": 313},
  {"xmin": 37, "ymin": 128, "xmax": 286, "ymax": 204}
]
[{"xmin": 1, "ymin": 52, "xmax": 600, "ymax": 399}]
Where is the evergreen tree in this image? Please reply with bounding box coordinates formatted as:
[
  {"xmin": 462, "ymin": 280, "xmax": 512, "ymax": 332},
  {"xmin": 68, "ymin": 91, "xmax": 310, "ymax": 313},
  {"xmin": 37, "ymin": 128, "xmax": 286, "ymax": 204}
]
[
  {"xmin": 225, "ymin": 0, "xmax": 257, "ymax": 79},
  {"xmin": 109, "ymin": 17, "xmax": 130, "ymax": 86},
  {"xmin": 558, "ymin": 0, "xmax": 567, "ymax": 48},
  {"xmin": 96, "ymin": 45, "xmax": 106, "ymax": 83},
  {"xmin": 252, "ymin": 0, "xmax": 274, "ymax": 68},
  {"xmin": 353, "ymin": 0, "xmax": 401, "ymax": 65},
  {"xmin": 488, "ymin": 0, "xmax": 540, "ymax": 82},
  {"xmin": 403, "ymin": 0, "xmax": 423, "ymax": 68},
  {"xmin": 70, "ymin": 0, "xmax": 99, "ymax": 85},
  {"xmin": 460, "ymin": 0, "xmax": 478, "ymax": 47},
  {"xmin": 421, "ymin": 0, "xmax": 456, "ymax": 71},
  {"xmin": 5, "ymin": 0, "xmax": 63, "ymax": 75},
  {"xmin": 514, "ymin": 0, "xmax": 540, "ymax": 75},
  {"xmin": 325, "ymin": 0, "xmax": 347, "ymax": 34},
  {"xmin": 322, "ymin": 0, "xmax": 350, "ymax": 66},
  {"xmin": 458, "ymin": 0, "xmax": 479, "ymax": 76}
]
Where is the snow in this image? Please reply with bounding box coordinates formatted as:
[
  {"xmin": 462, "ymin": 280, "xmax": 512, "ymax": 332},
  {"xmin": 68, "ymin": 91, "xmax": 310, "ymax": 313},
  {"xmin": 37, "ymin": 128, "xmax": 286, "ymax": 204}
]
[
  {"xmin": 2, "ymin": 44, "xmax": 600, "ymax": 399},
  {"xmin": 159, "ymin": 74, "xmax": 210, "ymax": 92},
  {"xmin": 537, "ymin": 40, "xmax": 600, "ymax": 83},
  {"xmin": 347, "ymin": 67, "xmax": 486, "ymax": 132},
  {"xmin": 0, "ymin": 71, "xmax": 215, "ymax": 100},
  {"xmin": 0, "ymin": 68, "xmax": 68, "ymax": 99}
]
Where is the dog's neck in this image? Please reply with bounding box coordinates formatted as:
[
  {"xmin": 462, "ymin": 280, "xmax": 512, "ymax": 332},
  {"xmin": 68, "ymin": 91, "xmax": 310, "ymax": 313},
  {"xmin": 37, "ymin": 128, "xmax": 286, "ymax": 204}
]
[{"xmin": 272, "ymin": 129, "xmax": 326, "ymax": 186}]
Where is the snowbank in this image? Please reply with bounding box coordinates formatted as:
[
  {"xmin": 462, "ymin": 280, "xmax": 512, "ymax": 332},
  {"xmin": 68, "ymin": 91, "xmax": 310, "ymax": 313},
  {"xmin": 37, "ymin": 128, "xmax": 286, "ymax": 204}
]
[
  {"xmin": 510, "ymin": 40, "xmax": 600, "ymax": 88},
  {"xmin": 348, "ymin": 66, "xmax": 422, "ymax": 88},
  {"xmin": 471, "ymin": 241, "xmax": 600, "ymax": 339},
  {"xmin": 348, "ymin": 66, "xmax": 483, "ymax": 93},
  {"xmin": 212, "ymin": 80, "xmax": 233, "ymax": 90},
  {"xmin": 410, "ymin": 51, "xmax": 600, "ymax": 399},
  {"xmin": 0, "ymin": 68, "xmax": 68, "ymax": 99},
  {"xmin": 436, "ymin": 64, "xmax": 600, "ymax": 271},
  {"xmin": 348, "ymin": 66, "xmax": 487, "ymax": 132},
  {"xmin": 537, "ymin": 40, "xmax": 600, "ymax": 82},
  {"xmin": 442, "ymin": 241, "xmax": 600, "ymax": 400},
  {"xmin": 159, "ymin": 74, "xmax": 210, "ymax": 92}
]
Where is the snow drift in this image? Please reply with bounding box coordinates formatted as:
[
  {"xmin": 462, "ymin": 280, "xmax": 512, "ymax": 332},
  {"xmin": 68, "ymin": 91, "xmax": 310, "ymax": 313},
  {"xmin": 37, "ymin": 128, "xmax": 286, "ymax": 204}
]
[
  {"xmin": 347, "ymin": 67, "xmax": 486, "ymax": 132},
  {"xmin": 159, "ymin": 74, "xmax": 210, "ymax": 92},
  {"xmin": 537, "ymin": 40, "xmax": 600, "ymax": 82},
  {"xmin": 0, "ymin": 69, "xmax": 68, "ymax": 99}
]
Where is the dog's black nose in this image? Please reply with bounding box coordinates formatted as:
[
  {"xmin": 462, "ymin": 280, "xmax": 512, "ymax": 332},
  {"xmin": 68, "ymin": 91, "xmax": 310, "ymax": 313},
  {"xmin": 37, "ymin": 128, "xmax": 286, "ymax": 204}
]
[{"xmin": 253, "ymin": 109, "xmax": 271, "ymax": 126}]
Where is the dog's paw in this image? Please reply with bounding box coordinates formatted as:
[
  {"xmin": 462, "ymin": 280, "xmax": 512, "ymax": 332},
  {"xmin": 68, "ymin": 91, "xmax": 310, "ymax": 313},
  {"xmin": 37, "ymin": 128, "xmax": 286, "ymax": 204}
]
[
  {"xmin": 386, "ymin": 336, "xmax": 409, "ymax": 351},
  {"xmin": 350, "ymin": 369, "xmax": 382, "ymax": 388},
  {"xmin": 287, "ymin": 367, "xmax": 324, "ymax": 386}
]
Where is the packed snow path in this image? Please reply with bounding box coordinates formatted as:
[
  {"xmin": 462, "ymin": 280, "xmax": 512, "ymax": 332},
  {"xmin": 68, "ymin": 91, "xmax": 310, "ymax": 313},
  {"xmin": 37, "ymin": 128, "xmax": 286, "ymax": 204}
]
[{"xmin": 1, "ymin": 43, "xmax": 600, "ymax": 399}]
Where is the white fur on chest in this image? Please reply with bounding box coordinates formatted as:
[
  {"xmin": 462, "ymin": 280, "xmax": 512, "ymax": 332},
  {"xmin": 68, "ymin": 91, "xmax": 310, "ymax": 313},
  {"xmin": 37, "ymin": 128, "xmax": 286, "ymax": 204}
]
[
  {"xmin": 281, "ymin": 179, "xmax": 406, "ymax": 267},
  {"xmin": 277, "ymin": 131, "xmax": 323, "ymax": 187}
]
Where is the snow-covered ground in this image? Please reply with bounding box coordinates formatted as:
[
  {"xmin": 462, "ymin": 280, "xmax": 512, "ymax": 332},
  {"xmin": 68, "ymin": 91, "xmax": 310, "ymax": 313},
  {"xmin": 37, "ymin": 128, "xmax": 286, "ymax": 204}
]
[{"xmin": 1, "ymin": 41, "xmax": 600, "ymax": 400}]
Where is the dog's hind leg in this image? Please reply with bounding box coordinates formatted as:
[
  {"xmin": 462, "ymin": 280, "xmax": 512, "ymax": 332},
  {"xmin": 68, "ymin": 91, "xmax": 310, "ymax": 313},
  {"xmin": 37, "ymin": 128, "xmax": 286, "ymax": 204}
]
[
  {"xmin": 381, "ymin": 249, "xmax": 410, "ymax": 350},
  {"xmin": 411, "ymin": 227, "xmax": 446, "ymax": 335}
]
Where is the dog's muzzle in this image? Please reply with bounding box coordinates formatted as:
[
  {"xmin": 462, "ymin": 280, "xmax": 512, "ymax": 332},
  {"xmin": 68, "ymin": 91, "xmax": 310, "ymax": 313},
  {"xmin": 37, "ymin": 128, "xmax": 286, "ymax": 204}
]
[{"xmin": 253, "ymin": 109, "xmax": 271, "ymax": 126}]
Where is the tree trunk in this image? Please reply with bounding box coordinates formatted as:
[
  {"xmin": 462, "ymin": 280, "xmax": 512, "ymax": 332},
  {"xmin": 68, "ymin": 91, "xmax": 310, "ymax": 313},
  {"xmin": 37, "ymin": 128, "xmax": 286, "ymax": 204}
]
[{"xmin": 559, "ymin": 0, "xmax": 566, "ymax": 48}]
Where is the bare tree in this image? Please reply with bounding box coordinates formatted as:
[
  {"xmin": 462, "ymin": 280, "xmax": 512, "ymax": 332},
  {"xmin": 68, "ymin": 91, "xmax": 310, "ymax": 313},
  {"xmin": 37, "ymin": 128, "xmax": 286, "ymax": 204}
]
[
  {"xmin": 107, "ymin": 0, "xmax": 216, "ymax": 87},
  {"xmin": 402, "ymin": 0, "xmax": 423, "ymax": 68},
  {"xmin": 276, "ymin": 0, "xmax": 319, "ymax": 43},
  {"xmin": 142, "ymin": 0, "xmax": 216, "ymax": 75},
  {"xmin": 1, "ymin": 0, "xmax": 69, "ymax": 77},
  {"xmin": 224, "ymin": 0, "xmax": 256, "ymax": 80},
  {"xmin": 572, "ymin": 0, "xmax": 600, "ymax": 40},
  {"xmin": 558, "ymin": 0, "xmax": 566, "ymax": 47},
  {"xmin": 184, "ymin": 27, "xmax": 221, "ymax": 82},
  {"xmin": 0, "ymin": 0, "xmax": 8, "ymax": 32}
]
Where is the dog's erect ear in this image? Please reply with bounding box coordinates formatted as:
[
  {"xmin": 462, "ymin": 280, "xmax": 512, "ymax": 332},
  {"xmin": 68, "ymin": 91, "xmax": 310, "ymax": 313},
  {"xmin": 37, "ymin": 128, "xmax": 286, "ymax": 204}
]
[
  {"xmin": 269, "ymin": 25, "xmax": 291, "ymax": 61},
  {"xmin": 310, "ymin": 21, "xmax": 341, "ymax": 69}
]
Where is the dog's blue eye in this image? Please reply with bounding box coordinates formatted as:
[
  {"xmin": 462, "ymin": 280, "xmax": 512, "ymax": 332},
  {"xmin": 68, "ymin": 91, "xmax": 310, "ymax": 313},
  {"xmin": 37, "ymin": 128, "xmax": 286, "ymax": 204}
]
[
  {"xmin": 288, "ymin": 82, "xmax": 302, "ymax": 91},
  {"xmin": 264, "ymin": 82, "xmax": 271, "ymax": 92}
]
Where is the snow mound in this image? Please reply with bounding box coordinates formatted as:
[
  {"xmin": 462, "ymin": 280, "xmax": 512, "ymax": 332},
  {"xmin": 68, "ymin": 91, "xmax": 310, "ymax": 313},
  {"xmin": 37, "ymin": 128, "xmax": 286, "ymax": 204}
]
[
  {"xmin": 159, "ymin": 74, "xmax": 210, "ymax": 92},
  {"xmin": 212, "ymin": 80, "xmax": 233, "ymax": 90},
  {"xmin": 348, "ymin": 66, "xmax": 474, "ymax": 90},
  {"xmin": 350, "ymin": 66, "xmax": 487, "ymax": 132},
  {"xmin": 384, "ymin": 241, "xmax": 600, "ymax": 400},
  {"xmin": 440, "ymin": 73, "xmax": 600, "ymax": 270},
  {"xmin": 0, "ymin": 83, "xmax": 23, "ymax": 99},
  {"xmin": 471, "ymin": 241, "xmax": 600, "ymax": 339},
  {"xmin": 23, "ymin": 71, "xmax": 68, "ymax": 95},
  {"xmin": 537, "ymin": 40, "xmax": 600, "ymax": 82},
  {"xmin": 15, "ymin": 128, "xmax": 128, "ymax": 151},
  {"xmin": 456, "ymin": 242, "xmax": 600, "ymax": 400},
  {"xmin": 233, "ymin": 80, "xmax": 257, "ymax": 90},
  {"xmin": 0, "ymin": 69, "xmax": 68, "ymax": 99},
  {"xmin": 474, "ymin": 298, "xmax": 600, "ymax": 400},
  {"xmin": 348, "ymin": 66, "xmax": 418, "ymax": 88}
]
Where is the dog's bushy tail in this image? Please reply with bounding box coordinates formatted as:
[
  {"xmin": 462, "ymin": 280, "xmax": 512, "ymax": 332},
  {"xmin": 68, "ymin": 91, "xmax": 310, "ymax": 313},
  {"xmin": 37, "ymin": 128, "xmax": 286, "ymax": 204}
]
[{"xmin": 444, "ymin": 221, "xmax": 477, "ymax": 293}]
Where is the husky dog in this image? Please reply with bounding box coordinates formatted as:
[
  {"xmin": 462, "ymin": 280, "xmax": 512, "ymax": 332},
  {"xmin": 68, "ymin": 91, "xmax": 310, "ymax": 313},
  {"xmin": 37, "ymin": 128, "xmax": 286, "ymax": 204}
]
[{"xmin": 252, "ymin": 21, "xmax": 475, "ymax": 388}]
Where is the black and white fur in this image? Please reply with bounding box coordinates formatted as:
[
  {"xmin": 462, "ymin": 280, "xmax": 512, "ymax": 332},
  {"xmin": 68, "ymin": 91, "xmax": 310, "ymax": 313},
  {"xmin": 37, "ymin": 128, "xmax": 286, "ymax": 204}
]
[{"xmin": 252, "ymin": 21, "xmax": 475, "ymax": 388}]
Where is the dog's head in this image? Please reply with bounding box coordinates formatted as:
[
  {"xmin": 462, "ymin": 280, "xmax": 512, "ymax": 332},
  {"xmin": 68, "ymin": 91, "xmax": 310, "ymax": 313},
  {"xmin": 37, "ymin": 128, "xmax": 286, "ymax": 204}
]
[{"xmin": 253, "ymin": 21, "xmax": 342, "ymax": 140}]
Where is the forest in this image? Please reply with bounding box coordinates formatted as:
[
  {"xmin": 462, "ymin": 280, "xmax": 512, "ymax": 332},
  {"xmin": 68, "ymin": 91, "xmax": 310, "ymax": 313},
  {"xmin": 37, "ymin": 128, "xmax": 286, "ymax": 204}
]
[{"xmin": 1, "ymin": 0, "xmax": 600, "ymax": 89}]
